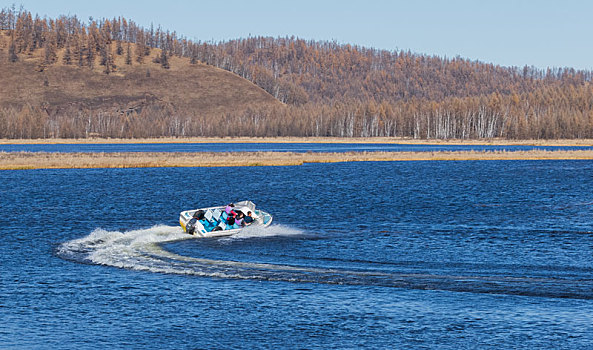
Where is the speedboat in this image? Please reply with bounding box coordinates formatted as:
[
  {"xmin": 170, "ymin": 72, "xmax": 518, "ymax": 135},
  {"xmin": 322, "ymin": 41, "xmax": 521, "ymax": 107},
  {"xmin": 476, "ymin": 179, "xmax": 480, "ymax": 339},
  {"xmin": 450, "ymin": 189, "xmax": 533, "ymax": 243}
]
[{"xmin": 179, "ymin": 200, "xmax": 273, "ymax": 237}]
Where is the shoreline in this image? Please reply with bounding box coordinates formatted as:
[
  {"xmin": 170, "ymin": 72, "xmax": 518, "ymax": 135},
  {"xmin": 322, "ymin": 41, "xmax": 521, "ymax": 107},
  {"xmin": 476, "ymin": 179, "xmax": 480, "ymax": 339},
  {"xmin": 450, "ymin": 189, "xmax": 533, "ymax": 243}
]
[
  {"xmin": 2, "ymin": 150, "xmax": 593, "ymax": 170},
  {"xmin": 1, "ymin": 137, "xmax": 593, "ymax": 147}
]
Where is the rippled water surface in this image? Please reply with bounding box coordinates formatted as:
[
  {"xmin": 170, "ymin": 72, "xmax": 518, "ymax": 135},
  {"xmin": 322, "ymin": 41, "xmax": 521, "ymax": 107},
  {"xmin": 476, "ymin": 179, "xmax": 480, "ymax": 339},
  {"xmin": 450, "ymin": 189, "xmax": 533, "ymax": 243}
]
[{"xmin": 1, "ymin": 161, "xmax": 593, "ymax": 349}]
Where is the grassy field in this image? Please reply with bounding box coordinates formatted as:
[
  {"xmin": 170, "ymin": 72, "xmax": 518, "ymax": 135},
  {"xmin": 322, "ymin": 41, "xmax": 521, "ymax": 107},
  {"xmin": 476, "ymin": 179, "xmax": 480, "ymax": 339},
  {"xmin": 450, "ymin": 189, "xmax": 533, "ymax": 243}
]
[
  {"xmin": 2, "ymin": 137, "xmax": 593, "ymax": 146},
  {"xmin": 2, "ymin": 149, "xmax": 593, "ymax": 170}
]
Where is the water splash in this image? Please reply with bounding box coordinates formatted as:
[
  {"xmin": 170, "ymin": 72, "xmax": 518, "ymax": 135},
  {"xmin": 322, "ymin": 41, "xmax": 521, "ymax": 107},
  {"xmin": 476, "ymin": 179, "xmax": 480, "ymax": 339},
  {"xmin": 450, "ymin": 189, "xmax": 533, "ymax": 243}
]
[
  {"xmin": 221, "ymin": 224, "xmax": 304, "ymax": 241},
  {"xmin": 57, "ymin": 224, "xmax": 308, "ymax": 277},
  {"xmin": 57, "ymin": 225, "xmax": 593, "ymax": 299},
  {"xmin": 57, "ymin": 225, "xmax": 189, "ymax": 272}
]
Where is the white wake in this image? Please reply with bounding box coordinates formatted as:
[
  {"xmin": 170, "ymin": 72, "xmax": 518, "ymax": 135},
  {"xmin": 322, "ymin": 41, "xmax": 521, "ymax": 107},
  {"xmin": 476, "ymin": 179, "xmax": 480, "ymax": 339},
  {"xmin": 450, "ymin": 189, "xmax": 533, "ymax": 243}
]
[
  {"xmin": 220, "ymin": 224, "xmax": 304, "ymax": 241},
  {"xmin": 56, "ymin": 224, "xmax": 308, "ymax": 278},
  {"xmin": 56, "ymin": 225, "xmax": 589, "ymax": 299}
]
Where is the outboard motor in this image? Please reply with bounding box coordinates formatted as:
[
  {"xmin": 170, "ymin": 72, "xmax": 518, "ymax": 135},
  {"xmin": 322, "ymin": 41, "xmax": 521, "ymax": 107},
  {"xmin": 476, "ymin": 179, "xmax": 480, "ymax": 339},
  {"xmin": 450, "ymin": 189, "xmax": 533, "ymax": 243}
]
[{"xmin": 186, "ymin": 217, "xmax": 197, "ymax": 235}]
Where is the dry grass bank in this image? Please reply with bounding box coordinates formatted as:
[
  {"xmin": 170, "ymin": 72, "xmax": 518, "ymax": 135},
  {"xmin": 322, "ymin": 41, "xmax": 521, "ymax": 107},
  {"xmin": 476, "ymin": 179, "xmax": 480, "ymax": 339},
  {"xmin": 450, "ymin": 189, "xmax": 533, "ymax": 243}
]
[
  {"xmin": 2, "ymin": 150, "xmax": 593, "ymax": 170},
  {"xmin": 2, "ymin": 137, "xmax": 593, "ymax": 146}
]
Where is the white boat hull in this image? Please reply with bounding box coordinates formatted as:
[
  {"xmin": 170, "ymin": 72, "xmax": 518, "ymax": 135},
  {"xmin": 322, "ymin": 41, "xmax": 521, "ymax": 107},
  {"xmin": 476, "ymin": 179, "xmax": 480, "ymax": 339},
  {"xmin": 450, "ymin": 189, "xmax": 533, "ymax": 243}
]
[{"xmin": 179, "ymin": 201, "xmax": 273, "ymax": 238}]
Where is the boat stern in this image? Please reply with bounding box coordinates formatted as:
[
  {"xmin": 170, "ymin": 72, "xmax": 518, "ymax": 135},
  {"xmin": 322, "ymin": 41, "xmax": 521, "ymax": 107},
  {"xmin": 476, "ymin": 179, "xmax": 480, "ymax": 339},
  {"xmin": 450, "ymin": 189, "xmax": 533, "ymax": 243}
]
[{"xmin": 179, "ymin": 210, "xmax": 193, "ymax": 233}]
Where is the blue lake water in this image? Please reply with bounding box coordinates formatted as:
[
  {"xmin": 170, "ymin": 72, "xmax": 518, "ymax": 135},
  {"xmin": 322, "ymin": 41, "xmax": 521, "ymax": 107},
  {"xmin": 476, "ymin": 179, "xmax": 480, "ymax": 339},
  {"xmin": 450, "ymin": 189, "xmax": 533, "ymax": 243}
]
[
  {"xmin": 1, "ymin": 160, "xmax": 593, "ymax": 349},
  {"xmin": 1, "ymin": 142, "xmax": 592, "ymax": 153}
]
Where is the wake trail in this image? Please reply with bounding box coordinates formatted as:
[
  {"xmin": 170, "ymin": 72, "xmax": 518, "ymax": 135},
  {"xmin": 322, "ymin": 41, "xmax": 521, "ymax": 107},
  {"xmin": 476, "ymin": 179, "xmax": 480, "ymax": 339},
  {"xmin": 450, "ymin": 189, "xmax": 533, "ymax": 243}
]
[
  {"xmin": 219, "ymin": 224, "xmax": 304, "ymax": 241},
  {"xmin": 56, "ymin": 225, "xmax": 593, "ymax": 299}
]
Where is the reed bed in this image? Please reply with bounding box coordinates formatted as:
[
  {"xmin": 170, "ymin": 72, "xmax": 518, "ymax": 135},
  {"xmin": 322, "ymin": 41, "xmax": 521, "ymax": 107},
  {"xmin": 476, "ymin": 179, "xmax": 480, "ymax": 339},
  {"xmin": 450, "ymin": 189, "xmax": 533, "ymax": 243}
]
[{"xmin": 2, "ymin": 150, "xmax": 593, "ymax": 170}]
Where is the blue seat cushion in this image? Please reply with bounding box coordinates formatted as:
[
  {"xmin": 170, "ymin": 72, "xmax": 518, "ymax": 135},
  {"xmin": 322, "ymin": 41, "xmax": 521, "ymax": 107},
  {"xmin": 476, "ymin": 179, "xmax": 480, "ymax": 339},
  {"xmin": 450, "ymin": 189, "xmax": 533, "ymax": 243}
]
[{"xmin": 199, "ymin": 219, "xmax": 214, "ymax": 232}]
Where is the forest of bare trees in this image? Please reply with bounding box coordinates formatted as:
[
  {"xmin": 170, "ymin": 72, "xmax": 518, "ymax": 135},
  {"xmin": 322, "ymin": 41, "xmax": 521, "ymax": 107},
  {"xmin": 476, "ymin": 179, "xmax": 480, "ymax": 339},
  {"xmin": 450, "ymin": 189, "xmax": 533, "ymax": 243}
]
[{"xmin": 1, "ymin": 6, "xmax": 592, "ymax": 139}]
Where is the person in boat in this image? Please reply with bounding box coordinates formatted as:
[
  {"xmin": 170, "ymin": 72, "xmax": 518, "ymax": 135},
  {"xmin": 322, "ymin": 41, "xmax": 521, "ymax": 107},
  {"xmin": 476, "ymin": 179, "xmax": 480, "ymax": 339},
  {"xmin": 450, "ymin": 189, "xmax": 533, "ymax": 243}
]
[
  {"xmin": 243, "ymin": 211, "xmax": 254, "ymax": 225},
  {"xmin": 225, "ymin": 203, "xmax": 236, "ymax": 216},
  {"xmin": 235, "ymin": 212, "xmax": 244, "ymax": 226},
  {"xmin": 226, "ymin": 216, "xmax": 240, "ymax": 229}
]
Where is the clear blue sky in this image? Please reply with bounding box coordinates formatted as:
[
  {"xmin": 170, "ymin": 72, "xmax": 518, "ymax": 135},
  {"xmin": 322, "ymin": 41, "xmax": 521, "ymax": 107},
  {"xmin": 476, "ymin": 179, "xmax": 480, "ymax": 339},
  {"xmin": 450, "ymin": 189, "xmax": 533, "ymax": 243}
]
[{"xmin": 4, "ymin": 0, "xmax": 593, "ymax": 70}]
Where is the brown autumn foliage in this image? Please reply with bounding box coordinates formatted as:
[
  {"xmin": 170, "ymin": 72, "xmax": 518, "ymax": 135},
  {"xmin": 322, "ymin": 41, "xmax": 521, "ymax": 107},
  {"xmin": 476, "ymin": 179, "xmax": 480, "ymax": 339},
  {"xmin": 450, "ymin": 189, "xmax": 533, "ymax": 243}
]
[{"xmin": 1, "ymin": 6, "xmax": 592, "ymax": 139}]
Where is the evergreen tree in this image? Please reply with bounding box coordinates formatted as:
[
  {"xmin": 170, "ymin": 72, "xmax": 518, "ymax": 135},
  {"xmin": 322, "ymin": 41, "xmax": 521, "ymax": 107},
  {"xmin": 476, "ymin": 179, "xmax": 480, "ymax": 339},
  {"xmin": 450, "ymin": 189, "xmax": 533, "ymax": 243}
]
[
  {"xmin": 135, "ymin": 31, "xmax": 145, "ymax": 63},
  {"xmin": 125, "ymin": 42, "xmax": 132, "ymax": 65},
  {"xmin": 160, "ymin": 48, "xmax": 169, "ymax": 69},
  {"xmin": 100, "ymin": 42, "xmax": 109, "ymax": 66},
  {"xmin": 63, "ymin": 43, "xmax": 72, "ymax": 64},
  {"xmin": 76, "ymin": 29, "xmax": 86, "ymax": 67},
  {"xmin": 8, "ymin": 37, "xmax": 18, "ymax": 62},
  {"xmin": 43, "ymin": 32, "xmax": 57, "ymax": 65},
  {"xmin": 86, "ymin": 28, "xmax": 95, "ymax": 68},
  {"xmin": 77, "ymin": 43, "xmax": 85, "ymax": 67},
  {"xmin": 103, "ymin": 43, "xmax": 114, "ymax": 74},
  {"xmin": 86, "ymin": 45, "xmax": 95, "ymax": 68}
]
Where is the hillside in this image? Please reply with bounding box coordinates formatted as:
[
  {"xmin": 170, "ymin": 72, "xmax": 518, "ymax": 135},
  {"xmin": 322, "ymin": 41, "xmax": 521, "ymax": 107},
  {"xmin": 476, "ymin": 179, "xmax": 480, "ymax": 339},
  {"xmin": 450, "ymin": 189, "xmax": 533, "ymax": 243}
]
[
  {"xmin": 0, "ymin": 28, "xmax": 282, "ymax": 138},
  {"xmin": 0, "ymin": 39, "xmax": 280, "ymax": 113},
  {"xmin": 1, "ymin": 7, "xmax": 593, "ymax": 139}
]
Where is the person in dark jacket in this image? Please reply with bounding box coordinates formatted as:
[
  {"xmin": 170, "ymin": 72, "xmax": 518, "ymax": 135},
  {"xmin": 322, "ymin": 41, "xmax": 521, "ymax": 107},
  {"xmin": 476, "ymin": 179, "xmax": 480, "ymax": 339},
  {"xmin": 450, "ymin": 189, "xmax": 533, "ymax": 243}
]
[{"xmin": 243, "ymin": 211, "xmax": 254, "ymax": 225}]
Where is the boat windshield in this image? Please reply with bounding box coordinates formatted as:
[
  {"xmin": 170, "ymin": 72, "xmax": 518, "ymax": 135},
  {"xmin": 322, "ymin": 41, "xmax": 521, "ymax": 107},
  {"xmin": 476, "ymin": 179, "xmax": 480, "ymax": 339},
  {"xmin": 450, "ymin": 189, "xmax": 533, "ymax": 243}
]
[{"xmin": 235, "ymin": 200, "xmax": 255, "ymax": 212}]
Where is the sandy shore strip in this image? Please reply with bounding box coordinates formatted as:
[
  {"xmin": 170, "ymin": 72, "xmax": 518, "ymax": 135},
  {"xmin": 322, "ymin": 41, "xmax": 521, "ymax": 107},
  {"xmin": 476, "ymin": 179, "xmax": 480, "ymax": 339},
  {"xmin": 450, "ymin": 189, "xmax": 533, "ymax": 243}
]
[
  {"xmin": 1, "ymin": 137, "xmax": 593, "ymax": 146},
  {"xmin": 2, "ymin": 150, "xmax": 593, "ymax": 170}
]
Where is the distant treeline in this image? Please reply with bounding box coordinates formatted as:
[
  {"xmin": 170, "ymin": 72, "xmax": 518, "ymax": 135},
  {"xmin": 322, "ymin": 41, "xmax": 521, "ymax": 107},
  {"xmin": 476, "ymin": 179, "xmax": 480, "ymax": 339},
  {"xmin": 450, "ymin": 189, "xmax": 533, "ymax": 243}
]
[{"xmin": 1, "ymin": 6, "xmax": 593, "ymax": 139}]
